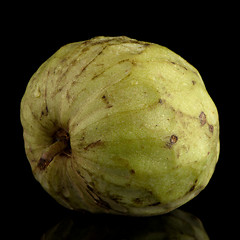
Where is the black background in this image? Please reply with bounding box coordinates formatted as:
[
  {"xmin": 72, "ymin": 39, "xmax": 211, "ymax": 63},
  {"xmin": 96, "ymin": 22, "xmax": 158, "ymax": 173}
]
[{"xmin": 5, "ymin": 4, "xmax": 238, "ymax": 239}]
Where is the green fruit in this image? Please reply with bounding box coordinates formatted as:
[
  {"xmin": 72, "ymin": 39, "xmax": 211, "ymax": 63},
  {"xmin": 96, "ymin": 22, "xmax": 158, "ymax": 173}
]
[{"xmin": 20, "ymin": 36, "xmax": 220, "ymax": 216}]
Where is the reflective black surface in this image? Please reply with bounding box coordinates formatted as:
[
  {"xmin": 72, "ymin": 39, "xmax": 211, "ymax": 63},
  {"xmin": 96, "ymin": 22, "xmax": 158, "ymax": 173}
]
[
  {"xmin": 6, "ymin": 7, "xmax": 238, "ymax": 239},
  {"xmin": 41, "ymin": 209, "xmax": 209, "ymax": 240}
]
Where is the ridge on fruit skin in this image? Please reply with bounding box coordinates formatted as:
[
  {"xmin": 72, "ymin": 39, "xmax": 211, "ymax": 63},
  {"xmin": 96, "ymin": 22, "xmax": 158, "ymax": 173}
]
[{"xmin": 20, "ymin": 36, "xmax": 220, "ymax": 216}]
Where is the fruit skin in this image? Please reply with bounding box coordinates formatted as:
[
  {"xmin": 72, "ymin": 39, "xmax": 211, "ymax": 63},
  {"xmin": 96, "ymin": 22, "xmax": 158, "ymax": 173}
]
[{"xmin": 20, "ymin": 36, "xmax": 220, "ymax": 216}]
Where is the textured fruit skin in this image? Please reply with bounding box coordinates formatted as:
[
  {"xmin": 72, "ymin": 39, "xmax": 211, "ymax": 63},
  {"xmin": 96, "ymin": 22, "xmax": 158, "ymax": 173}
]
[{"xmin": 20, "ymin": 36, "xmax": 220, "ymax": 216}]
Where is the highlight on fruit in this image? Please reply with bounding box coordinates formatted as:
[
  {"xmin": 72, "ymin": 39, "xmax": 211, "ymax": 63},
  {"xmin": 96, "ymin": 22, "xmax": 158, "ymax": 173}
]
[{"xmin": 20, "ymin": 36, "xmax": 220, "ymax": 216}]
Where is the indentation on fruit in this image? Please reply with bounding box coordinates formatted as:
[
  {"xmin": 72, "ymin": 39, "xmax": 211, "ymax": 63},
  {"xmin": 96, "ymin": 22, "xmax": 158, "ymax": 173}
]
[{"xmin": 37, "ymin": 129, "xmax": 71, "ymax": 170}]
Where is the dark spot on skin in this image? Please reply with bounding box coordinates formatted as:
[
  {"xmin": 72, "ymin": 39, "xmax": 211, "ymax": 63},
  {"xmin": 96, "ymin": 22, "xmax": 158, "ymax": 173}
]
[
  {"xmin": 159, "ymin": 99, "xmax": 163, "ymax": 104},
  {"xmin": 73, "ymin": 45, "xmax": 108, "ymax": 80},
  {"xmin": 84, "ymin": 140, "xmax": 103, "ymax": 150},
  {"xmin": 86, "ymin": 38, "xmax": 114, "ymax": 46},
  {"xmin": 170, "ymin": 135, "xmax": 178, "ymax": 144},
  {"xmin": 186, "ymin": 179, "xmax": 198, "ymax": 195},
  {"xmin": 189, "ymin": 185, "xmax": 196, "ymax": 192},
  {"xmin": 130, "ymin": 169, "xmax": 135, "ymax": 175},
  {"xmin": 131, "ymin": 60, "xmax": 137, "ymax": 66},
  {"xmin": 37, "ymin": 158, "xmax": 49, "ymax": 170},
  {"xmin": 166, "ymin": 135, "xmax": 178, "ymax": 148},
  {"xmin": 81, "ymin": 46, "xmax": 90, "ymax": 53},
  {"xmin": 199, "ymin": 112, "xmax": 206, "ymax": 126},
  {"xmin": 85, "ymin": 184, "xmax": 112, "ymax": 210},
  {"xmin": 133, "ymin": 198, "xmax": 142, "ymax": 204},
  {"xmin": 102, "ymin": 95, "xmax": 113, "ymax": 108},
  {"xmin": 66, "ymin": 90, "xmax": 71, "ymax": 102},
  {"xmin": 148, "ymin": 202, "xmax": 161, "ymax": 206},
  {"xmin": 91, "ymin": 71, "xmax": 105, "ymax": 80},
  {"xmin": 118, "ymin": 59, "xmax": 130, "ymax": 64},
  {"xmin": 192, "ymin": 80, "xmax": 196, "ymax": 85},
  {"xmin": 110, "ymin": 195, "xmax": 123, "ymax": 203},
  {"xmin": 143, "ymin": 43, "xmax": 151, "ymax": 47},
  {"xmin": 209, "ymin": 124, "xmax": 214, "ymax": 133},
  {"xmin": 87, "ymin": 185, "xmax": 94, "ymax": 192},
  {"xmin": 40, "ymin": 106, "xmax": 49, "ymax": 119},
  {"xmin": 170, "ymin": 61, "xmax": 187, "ymax": 70},
  {"xmin": 95, "ymin": 198, "xmax": 112, "ymax": 210}
]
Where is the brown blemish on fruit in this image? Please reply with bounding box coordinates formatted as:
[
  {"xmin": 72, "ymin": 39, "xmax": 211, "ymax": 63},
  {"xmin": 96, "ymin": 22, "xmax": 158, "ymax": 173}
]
[
  {"xmin": 110, "ymin": 194, "xmax": 123, "ymax": 203},
  {"xmin": 133, "ymin": 198, "xmax": 142, "ymax": 204},
  {"xmin": 159, "ymin": 99, "xmax": 163, "ymax": 104},
  {"xmin": 186, "ymin": 179, "xmax": 198, "ymax": 195},
  {"xmin": 70, "ymin": 45, "xmax": 108, "ymax": 80},
  {"xmin": 37, "ymin": 157, "xmax": 49, "ymax": 171},
  {"xmin": 188, "ymin": 184, "xmax": 196, "ymax": 193},
  {"xmin": 130, "ymin": 169, "xmax": 135, "ymax": 175},
  {"xmin": 148, "ymin": 202, "xmax": 161, "ymax": 206},
  {"xmin": 91, "ymin": 70, "xmax": 105, "ymax": 81},
  {"xmin": 192, "ymin": 80, "xmax": 196, "ymax": 85},
  {"xmin": 170, "ymin": 135, "xmax": 178, "ymax": 144},
  {"xmin": 102, "ymin": 95, "xmax": 113, "ymax": 108},
  {"xmin": 209, "ymin": 124, "xmax": 214, "ymax": 133},
  {"xmin": 169, "ymin": 61, "xmax": 188, "ymax": 71},
  {"xmin": 66, "ymin": 90, "xmax": 71, "ymax": 102},
  {"xmin": 199, "ymin": 112, "xmax": 214, "ymax": 133},
  {"xmin": 40, "ymin": 106, "xmax": 49, "ymax": 119},
  {"xmin": 84, "ymin": 140, "xmax": 103, "ymax": 150},
  {"xmin": 166, "ymin": 135, "xmax": 178, "ymax": 148},
  {"xmin": 199, "ymin": 112, "xmax": 206, "ymax": 126},
  {"xmin": 85, "ymin": 185, "xmax": 112, "ymax": 210},
  {"xmin": 170, "ymin": 135, "xmax": 178, "ymax": 145}
]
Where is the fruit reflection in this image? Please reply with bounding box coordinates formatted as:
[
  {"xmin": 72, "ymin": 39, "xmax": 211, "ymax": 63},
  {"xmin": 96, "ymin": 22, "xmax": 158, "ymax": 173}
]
[{"xmin": 41, "ymin": 209, "xmax": 209, "ymax": 239}]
